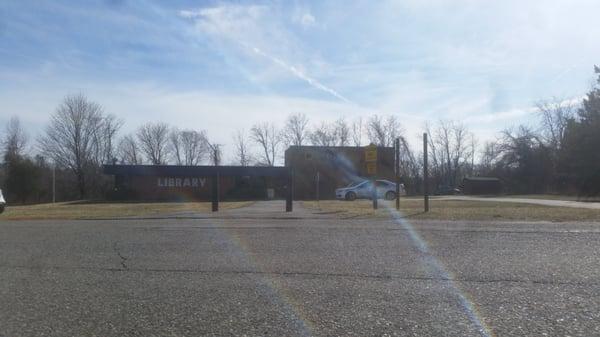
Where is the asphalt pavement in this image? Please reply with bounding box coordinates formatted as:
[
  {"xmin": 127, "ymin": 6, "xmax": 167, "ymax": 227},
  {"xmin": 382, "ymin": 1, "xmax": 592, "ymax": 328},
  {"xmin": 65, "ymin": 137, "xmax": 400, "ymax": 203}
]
[{"xmin": 1, "ymin": 201, "xmax": 600, "ymax": 336}]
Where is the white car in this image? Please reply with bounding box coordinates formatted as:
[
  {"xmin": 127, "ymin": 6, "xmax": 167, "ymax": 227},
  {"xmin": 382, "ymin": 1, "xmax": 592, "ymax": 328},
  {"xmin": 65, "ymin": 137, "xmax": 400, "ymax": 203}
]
[
  {"xmin": 0, "ymin": 189, "xmax": 5, "ymax": 213},
  {"xmin": 335, "ymin": 180, "xmax": 406, "ymax": 201}
]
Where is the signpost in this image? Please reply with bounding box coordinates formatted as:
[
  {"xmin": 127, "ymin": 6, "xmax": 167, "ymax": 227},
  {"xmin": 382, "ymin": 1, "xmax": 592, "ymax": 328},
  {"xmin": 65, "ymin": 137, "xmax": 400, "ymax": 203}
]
[
  {"xmin": 212, "ymin": 172, "xmax": 219, "ymax": 212},
  {"xmin": 365, "ymin": 144, "xmax": 377, "ymax": 162},
  {"xmin": 212, "ymin": 147, "xmax": 219, "ymax": 212},
  {"xmin": 365, "ymin": 144, "xmax": 378, "ymax": 210},
  {"xmin": 52, "ymin": 163, "xmax": 56, "ymax": 204},
  {"xmin": 423, "ymin": 133, "xmax": 429, "ymax": 212},
  {"xmin": 315, "ymin": 171, "xmax": 320, "ymax": 204},
  {"xmin": 366, "ymin": 162, "xmax": 377, "ymax": 175},
  {"xmin": 395, "ymin": 138, "xmax": 400, "ymax": 210},
  {"xmin": 286, "ymin": 168, "xmax": 293, "ymax": 212}
]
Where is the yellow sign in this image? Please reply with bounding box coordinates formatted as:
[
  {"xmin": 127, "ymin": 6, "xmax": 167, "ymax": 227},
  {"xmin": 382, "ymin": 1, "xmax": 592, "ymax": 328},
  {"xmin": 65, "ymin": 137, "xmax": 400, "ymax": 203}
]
[
  {"xmin": 366, "ymin": 162, "xmax": 377, "ymax": 175},
  {"xmin": 365, "ymin": 144, "xmax": 377, "ymax": 162}
]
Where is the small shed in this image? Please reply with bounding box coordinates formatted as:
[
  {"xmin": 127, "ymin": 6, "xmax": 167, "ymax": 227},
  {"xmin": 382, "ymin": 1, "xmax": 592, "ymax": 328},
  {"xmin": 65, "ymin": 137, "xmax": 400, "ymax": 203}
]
[{"xmin": 462, "ymin": 177, "xmax": 502, "ymax": 195}]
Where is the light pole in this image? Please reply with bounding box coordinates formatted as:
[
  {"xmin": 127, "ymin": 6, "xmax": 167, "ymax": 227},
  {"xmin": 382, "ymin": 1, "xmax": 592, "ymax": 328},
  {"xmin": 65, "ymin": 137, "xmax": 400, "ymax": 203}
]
[
  {"xmin": 423, "ymin": 133, "xmax": 429, "ymax": 212},
  {"xmin": 52, "ymin": 162, "xmax": 56, "ymax": 203}
]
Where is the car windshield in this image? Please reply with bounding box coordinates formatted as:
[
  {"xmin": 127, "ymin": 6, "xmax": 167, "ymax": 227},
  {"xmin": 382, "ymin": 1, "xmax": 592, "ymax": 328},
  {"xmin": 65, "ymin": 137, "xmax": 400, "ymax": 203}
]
[{"xmin": 347, "ymin": 181, "xmax": 365, "ymax": 188}]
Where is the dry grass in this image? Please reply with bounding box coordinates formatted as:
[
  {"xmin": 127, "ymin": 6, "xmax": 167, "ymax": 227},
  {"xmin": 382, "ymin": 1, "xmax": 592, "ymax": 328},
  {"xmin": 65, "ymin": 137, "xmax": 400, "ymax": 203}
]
[
  {"xmin": 303, "ymin": 198, "xmax": 600, "ymax": 222},
  {"xmin": 0, "ymin": 201, "xmax": 253, "ymax": 221}
]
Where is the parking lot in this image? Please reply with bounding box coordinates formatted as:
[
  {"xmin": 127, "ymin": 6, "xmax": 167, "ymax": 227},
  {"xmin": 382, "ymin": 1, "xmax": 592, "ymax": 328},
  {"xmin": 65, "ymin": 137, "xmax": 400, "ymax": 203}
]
[{"xmin": 1, "ymin": 201, "xmax": 600, "ymax": 336}]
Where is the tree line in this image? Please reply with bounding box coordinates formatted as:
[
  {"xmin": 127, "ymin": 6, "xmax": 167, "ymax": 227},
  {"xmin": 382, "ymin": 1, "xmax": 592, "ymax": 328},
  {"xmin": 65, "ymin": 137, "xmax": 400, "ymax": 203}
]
[
  {"xmin": 478, "ymin": 67, "xmax": 600, "ymax": 196},
  {"xmin": 2, "ymin": 67, "xmax": 600, "ymax": 203}
]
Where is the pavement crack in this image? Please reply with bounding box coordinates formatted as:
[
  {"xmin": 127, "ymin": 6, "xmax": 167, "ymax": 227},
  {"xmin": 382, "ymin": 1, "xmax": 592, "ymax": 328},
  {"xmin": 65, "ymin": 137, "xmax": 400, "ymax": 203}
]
[
  {"xmin": 112, "ymin": 242, "xmax": 128, "ymax": 269},
  {"xmin": 1, "ymin": 264, "xmax": 597, "ymax": 287}
]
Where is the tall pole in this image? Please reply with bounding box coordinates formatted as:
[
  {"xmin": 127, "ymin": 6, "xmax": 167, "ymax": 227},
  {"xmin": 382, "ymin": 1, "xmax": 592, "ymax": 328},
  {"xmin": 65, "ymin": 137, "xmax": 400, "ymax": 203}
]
[
  {"xmin": 423, "ymin": 133, "xmax": 429, "ymax": 212},
  {"xmin": 52, "ymin": 163, "xmax": 56, "ymax": 203},
  {"xmin": 395, "ymin": 138, "xmax": 400, "ymax": 210},
  {"xmin": 372, "ymin": 177, "xmax": 377, "ymax": 210},
  {"xmin": 211, "ymin": 172, "xmax": 219, "ymax": 212},
  {"xmin": 365, "ymin": 144, "xmax": 378, "ymax": 210},
  {"xmin": 286, "ymin": 168, "xmax": 293, "ymax": 212},
  {"xmin": 212, "ymin": 148, "xmax": 219, "ymax": 212},
  {"xmin": 315, "ymin": 171, "xmax": 320, "ymax": 204}
]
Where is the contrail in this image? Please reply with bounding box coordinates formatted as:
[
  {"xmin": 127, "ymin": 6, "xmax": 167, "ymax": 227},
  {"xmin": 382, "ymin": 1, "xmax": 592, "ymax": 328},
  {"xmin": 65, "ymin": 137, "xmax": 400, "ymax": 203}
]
[
  {"xmin": 180, "ymin": 7, "xmax": 352, "ymax": 104},
  {"xmin": 251, "ymin": 46, "xmax": 353, "ymax": 104}
]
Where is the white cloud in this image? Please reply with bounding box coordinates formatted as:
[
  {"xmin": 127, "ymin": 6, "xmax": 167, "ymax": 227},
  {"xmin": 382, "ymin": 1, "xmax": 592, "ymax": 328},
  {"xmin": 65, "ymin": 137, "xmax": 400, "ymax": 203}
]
[
  {"xmin": 179, "ymin": 4, "xmax": 348, "ymax": 102},
  {"xmin": 465, "ymin": 107, "xmax": 534, "ymax": 124},
  {"xmin": 5, "ymin": 0, "xmax": 600, "ymax": 162},
  {"xmin": 179, "ymin": 5, "xmax": 267, "ymax": 41},
  {"xmin": 300, "ymin": 13, "xmax": 315, "ymax": 27},
  {"xmin": 292, "ymin": 12, "xmax": 315, "ymax": 28}
]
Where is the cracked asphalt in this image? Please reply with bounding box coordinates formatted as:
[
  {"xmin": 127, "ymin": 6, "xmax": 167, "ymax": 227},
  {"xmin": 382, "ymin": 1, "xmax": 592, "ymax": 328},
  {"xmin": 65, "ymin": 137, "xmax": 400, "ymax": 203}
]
[{"xmin": 1, "ymin": 201, "xmax": 600, "ymax": 336}]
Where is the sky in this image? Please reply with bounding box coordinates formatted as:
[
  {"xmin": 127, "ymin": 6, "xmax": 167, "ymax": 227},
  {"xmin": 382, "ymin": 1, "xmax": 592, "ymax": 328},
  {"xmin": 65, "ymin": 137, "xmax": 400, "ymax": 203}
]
[{"xmin": 1, "ymin": 0, "xmax": 599, "ymax": 162}]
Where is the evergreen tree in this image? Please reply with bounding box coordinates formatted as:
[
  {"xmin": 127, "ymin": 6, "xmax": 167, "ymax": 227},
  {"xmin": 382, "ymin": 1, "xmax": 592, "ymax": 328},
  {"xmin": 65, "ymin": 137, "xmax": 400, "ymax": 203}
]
[
  {"xmin": 4, "ymin": 155, "xmax": 41, "ymax": 204},
  {"xmin": 559, "ymin": 67, "xmax": 600, "ymax": 196}
]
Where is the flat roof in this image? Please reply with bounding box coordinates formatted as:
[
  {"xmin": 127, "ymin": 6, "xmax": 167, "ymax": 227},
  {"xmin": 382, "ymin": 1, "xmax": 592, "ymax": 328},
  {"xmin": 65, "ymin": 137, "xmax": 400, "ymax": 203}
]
[
  {"xmin": 286, "ymin": 145, "xmax": 393, "ymax": 149},
  {"xmin": 103, "ymin": 165, "xmax": 289, "ymax": 177},
  {"xmin": 463, "ymin": 177, "xmax": 501, "ymax": 182}
]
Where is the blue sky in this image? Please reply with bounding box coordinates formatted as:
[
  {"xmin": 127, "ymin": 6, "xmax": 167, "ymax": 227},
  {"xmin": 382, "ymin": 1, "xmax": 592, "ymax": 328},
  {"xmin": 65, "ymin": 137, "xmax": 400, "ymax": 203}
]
[{"xmin": 1, "ymin": 0, "xmax": 599, "ymax": 160}]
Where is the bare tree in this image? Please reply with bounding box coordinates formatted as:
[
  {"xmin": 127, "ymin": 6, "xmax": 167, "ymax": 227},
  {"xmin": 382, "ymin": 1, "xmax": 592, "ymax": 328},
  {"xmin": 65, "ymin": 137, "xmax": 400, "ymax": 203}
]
[
  {"xmin": 39, "ymin": 93, "xmax": 111, "ymax": 198},
  {"xmin": 207, "ymin": 142, "xmax": 222, "ymax": 166},
  {"xmin": 428, "ymin": 120, "xmax": 473, "ymax": 187},
  {"xmin": 351, "ymin": 117, "xmax": 363, "ymax": 147},
  {"xmin": 283, "ymin": 113, "xmax": 309, "ymax": 147},
  {"xmin": 479, "ymin": 140, "xmax": 499, "ymax": 173},
  {"xmin": 170, "ymin": 128, "xmax": 208, "ymax": 165},
  {"xmin": 2, "ymin": 116, "xmax": 28, "ymax": 160},
  {"xmin": 398, "ymin": 135, "xmax": 421, "ymax": 183},
  {"xmin": 469, "ymin": 133, "xmax": 477, "ymax": 175},
  {"xmin": 137, "ymin": 122, "xmax": 170, "ymax": 165},
  {"xmin": 451, "ymin": 122, "xmax": 469, "ymax": 181},
  {"xmin": 94, "ymin": 114, "xmax": 122, "ymax": 164},
  {"xmin": 367, "ymin": 115, "xmax": 403, "ymax": 146},
  {"xmin": 233, "ymin": 129, "xmax": 252, "ymax": 166},
  {"xmin": 424, "ymin": 122, "xmax": 441, "ymax": 179},
  {"xmin": 333, "ymin": 118, "xmax": 350, "ymax": 146},
  {"xmin": 250, "ymin": 122, "xmax": 281, "ymax": 166},
  {"xmin": 497, "ymin": 126, "xmax": 545, "ymax": 164},
  {"xmin": 169, "ymin": 128, "xmax": 183, "ymax": 165},
  {"xmin": 536, "ymin": 97, "xmax": 576, "ymax": 151},
  {"xmin": 309, "ymin": 121, "xmax": 337, "ymax": 146},
  {"xmin": 181, "ymin": 130, "xmax": 209, "ymax": 165},
  {"xmin": 117, "ymin": 134, "xmax": 142, "ymax": 165},
  {"xmin": 494, "ymin": 126, "xmax": 553, "ymax": 194},
  {"xmin": 535, "ymin": 97, "xmax": 578, "ymax": 188}
]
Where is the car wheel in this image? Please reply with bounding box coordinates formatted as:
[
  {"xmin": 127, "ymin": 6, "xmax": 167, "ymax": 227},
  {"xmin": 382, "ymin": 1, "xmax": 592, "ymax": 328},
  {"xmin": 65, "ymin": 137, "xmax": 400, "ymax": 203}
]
[
  {"xmin": 385, "ymin": 191, "xmax": 396, "ymax": 200},
  {"xmin": 345, "ymin": 191, "xmax": 357, "ymax": 201},
  {"xmin": 0, "ymin": 205, "xmax": 4, "ymax": 214}
]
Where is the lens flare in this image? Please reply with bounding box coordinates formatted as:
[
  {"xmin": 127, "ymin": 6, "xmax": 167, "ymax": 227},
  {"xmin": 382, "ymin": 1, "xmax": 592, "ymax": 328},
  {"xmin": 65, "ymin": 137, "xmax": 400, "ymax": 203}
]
[
  {"xmin": 383, "ymin": 203, "xmax": 495, "ymax": 337},
  {"xmin": 199, "ymin": 191, "xmax": 494, "ymax": 336},
  {"xmin": 208, "ymin": 221, "xmax": 315, "ymax": 336}
]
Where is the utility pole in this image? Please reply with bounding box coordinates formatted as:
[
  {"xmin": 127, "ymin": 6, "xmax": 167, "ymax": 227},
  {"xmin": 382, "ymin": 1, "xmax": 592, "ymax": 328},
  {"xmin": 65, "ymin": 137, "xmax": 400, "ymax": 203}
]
[
  {"xmin": 371, "ymin": 177, "xmax": 377, "ymax": 210},
  {"xmin": 286, "ymin": 167, "xmax": 293, "ymax": 212},
  {"xmin": 395, "ymin": 138, "xmax": 400, "ymax": 210},
  {"xmin": 52, "ymin": 163, "xmax": 56, "ymax": 203},
  {"xmin": 212, "ymin": 147, "xmax": 219, "ymax": 212},
  {"xmin": 423, "ymin": 133, "xmax": 429, "ymax": 212},
  {"xmin": 315, "ymin": 171, "xmax": 320, "ymax": 206},
  {"xmin": 365, "ymin": 144, "xmax": 378, "ymax": 210}
]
